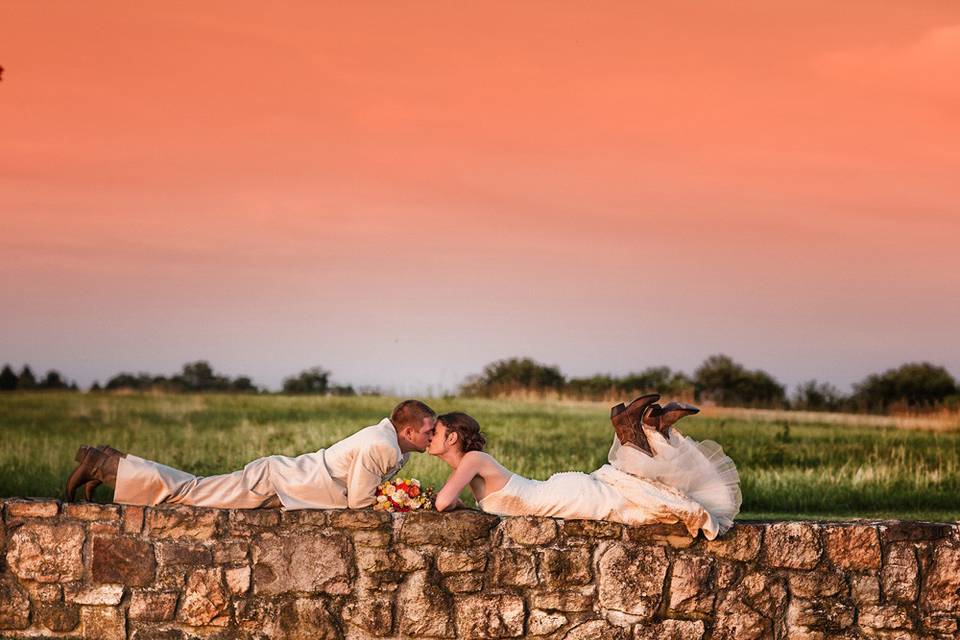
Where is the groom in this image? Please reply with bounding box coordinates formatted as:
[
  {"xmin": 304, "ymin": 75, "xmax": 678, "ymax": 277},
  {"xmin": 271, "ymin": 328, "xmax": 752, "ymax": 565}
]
[{"xmin": 65, "ymin": 399, "xmax": 437, "ymax": 510}]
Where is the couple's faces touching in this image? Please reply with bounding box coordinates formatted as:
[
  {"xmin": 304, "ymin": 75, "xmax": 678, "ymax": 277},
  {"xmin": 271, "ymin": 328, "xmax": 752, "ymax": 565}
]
[
  {"xmin": 400, "ymin": 416, "xmax": 462, "ymax": 455},
  {"xmin": 401, "ymin": 416, "xmax": 437, "ymax": 453},
  {"xmin": 427, "ymin": 420, "xmax": 462, "ymax": 456}
]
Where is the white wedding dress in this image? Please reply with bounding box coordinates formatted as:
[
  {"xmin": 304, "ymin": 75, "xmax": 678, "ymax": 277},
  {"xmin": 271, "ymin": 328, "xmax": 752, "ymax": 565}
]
[{"xmin": 478, "ymin": 429, "xmax": 741, "ymax": 539}]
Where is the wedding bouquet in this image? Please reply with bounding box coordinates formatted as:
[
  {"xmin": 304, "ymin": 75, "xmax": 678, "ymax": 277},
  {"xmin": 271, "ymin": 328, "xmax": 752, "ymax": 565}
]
[{"xmin": 374, "ymin": 477, "xmax": 435, "ymax": 512}]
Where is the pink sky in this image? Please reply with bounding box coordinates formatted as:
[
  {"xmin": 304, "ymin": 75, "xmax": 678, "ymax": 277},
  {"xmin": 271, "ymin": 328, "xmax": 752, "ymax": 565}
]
[{"xmin": 2, "ymin": 2, "xmax": 959, "ymax": 392}]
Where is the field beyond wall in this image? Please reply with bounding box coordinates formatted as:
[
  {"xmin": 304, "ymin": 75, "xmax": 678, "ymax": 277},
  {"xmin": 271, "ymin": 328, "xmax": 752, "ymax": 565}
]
[{"xmin": 1, "ymin": 393, "xmax": 958, "ymax": 521}]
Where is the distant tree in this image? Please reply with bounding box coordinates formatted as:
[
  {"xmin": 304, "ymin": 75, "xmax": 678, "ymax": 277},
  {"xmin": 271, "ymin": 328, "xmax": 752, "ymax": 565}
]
[
  {"xmin": 329, "ymin": 384, "xmax": 357, "ymax": 396},
  {"xmin": 105, "ymin": 372, "xmax": 160, "ymax": 391},
  {"xmin": 563, "ymin": 367, "xmax": 694, "ymax": 400},
  {"xmin": 693, "ymin": 354, "xmax": 786, "ymax": 408},
  {"xmin": 618, "ymin": 366, "xmax": 694, "ymax": 397},
  {"xmin": 283, "ymin": 367, "xmax": 331, "ymax": 394},
  {"xmin": 695, "ymin": 355, "xmax": 738, "ymax": 403},
  {"xmin": 89, "ymin": 381, "xmax": 102, "ymax": 392},
  {"xmin": 851, "ymin": 362, "xmax": 957, "ymax": 413},
  {"xmin": 104, "ymin": 362, "xmax": 256, "ymax": 393},
  {"xmin": 17, "ymin": 366, "xmax": 37, "ymax": 390},
  {"xmin": 460, "ymin": 357, "xmax": 566, "ymax": 397},
  {"xmin": 742, "ymin": 371, "xmax": 786, "ymax": 408},
  {"xmin": 564, "ymin": 374, "xmax": 618, "ymax": 399},
  {"xmin": 173, "ymin": 361, "xmax": 231, "ymax": 392},
  {"xmin": 39, "ymin": 370, "xmax": 69, "ymax": 390},
  {"xmin": 0, "ymin": 365, "xmax": 17, "ymax": 391},
  {"xmin": 229, "ymin": 376, "xmax": 259, "ymax": 393},
  {"xmin": 792, "ymin": 380, "xmax": 846, "ymax": 412}
]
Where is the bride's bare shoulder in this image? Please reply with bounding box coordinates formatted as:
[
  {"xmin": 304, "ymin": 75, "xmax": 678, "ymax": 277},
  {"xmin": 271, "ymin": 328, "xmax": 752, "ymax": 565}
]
[
  {"xmin": 462, "ymin": 450, "xmax": 511, "ymax": 476},
  {"xmin": 462, "ymin": 450, "xmax": 498, "ymax": 467}
]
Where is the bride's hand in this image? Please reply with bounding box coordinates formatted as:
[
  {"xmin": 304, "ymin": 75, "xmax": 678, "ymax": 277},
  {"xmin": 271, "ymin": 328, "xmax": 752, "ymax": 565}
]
[
  {"xmin": 436, "ymin": 497, "xmax": 467, "ymax": 512},
  {"xmin": 434, "ymin": 451, "xmax": 486, "ymax": 511}
]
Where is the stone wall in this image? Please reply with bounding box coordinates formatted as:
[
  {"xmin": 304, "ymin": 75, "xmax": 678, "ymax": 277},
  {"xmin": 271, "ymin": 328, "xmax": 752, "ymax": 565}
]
[{"xmin": 0, "ymin": 498, "xmax": 958, "ymax": 640}]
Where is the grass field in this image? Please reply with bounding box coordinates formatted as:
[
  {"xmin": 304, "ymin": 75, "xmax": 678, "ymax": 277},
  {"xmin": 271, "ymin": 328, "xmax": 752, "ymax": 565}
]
[{"xmin": 1, "ymin": 393, "xmax": 958, "ymax": 521}]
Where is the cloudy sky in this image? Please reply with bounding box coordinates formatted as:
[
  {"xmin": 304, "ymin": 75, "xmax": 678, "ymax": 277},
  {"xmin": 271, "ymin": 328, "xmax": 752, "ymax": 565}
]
[{"xmin": 2, "ymin": 1, "xmax": 959, "ymax": 393}]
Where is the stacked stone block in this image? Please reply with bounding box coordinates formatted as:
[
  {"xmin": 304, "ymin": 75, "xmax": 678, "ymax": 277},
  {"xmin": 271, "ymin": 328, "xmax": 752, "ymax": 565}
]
[{"xmin": 0, "ymin": 498, "xmax": 957, "ymax": 639}]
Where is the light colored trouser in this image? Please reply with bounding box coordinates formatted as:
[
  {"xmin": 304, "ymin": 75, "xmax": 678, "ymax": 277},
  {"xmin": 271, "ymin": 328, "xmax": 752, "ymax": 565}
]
[{"xmin": 114, "ymin": 453, "xmax": 296, "ymax": 509}]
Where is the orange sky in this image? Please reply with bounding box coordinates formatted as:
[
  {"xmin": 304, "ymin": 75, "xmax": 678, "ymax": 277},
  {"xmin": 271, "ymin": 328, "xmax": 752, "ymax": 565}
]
[{"xmin": 2, "ymin": 2, "xmax": 959, "ymax": 392}]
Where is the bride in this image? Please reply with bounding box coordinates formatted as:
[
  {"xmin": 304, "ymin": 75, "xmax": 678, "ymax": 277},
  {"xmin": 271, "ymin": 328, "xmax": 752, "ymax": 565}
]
[{"xmin": 428, "ymin": 394, "xmax": 741, "ymax": 539}]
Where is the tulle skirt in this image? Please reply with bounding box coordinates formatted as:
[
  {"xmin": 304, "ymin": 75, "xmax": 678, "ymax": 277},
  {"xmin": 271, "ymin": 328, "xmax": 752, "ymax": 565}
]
[{"xmin": 606, "ymin": 429, "xmax": 742, "ymax": 537}]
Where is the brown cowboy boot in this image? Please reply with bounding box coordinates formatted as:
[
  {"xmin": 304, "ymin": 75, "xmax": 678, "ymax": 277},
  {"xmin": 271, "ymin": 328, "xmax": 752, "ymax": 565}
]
[
  {"xmin": 65, "ymin": 445, "xmax": 121, "ymax": 503},
  {"xmin": 658, "ymin": 402, "xmax": 700, "ymax": 430},
  {"xmin": 82, "ymin": 445, "xmax": 127, "ymax": 501},
  {"xmin": 644, "ymin": 401, "xmax": 700, "ymax": 438},
  {"xmin": 610, "ymin": 394, "xmax": 660, "ymax": 456},
  {"xmin": 642, "ymin": 403, "xmax": 665, "ymax": 433}
]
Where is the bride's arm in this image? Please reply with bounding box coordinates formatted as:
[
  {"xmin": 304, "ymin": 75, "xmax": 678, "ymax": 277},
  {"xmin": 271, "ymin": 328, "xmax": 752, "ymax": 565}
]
[{"xmin": 435, "ymin": 452, "xmax": 485, "ymax": 512}]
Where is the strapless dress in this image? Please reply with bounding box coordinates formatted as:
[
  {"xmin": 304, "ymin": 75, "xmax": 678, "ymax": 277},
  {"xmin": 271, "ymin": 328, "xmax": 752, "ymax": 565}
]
[{"xmin": 478, "ymin": 431, "xmax": 741, "ymax": 539}]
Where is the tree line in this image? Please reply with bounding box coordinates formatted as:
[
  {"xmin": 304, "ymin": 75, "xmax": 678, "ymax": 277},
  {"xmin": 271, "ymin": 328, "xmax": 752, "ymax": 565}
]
[
  {"xmin": 0, "ymin": 361, "xmax": 359, "ymax": 396},
  {"xmin": 459, "ymin": 355, "xmax": 960, "ymax": 414},
  {"xmin": 3, "ymin": 355, "xmax": 958, "ymax": 414},
  {"xmin": 0, "ymin": 365, "xmax": 79, "ymax": 391}
]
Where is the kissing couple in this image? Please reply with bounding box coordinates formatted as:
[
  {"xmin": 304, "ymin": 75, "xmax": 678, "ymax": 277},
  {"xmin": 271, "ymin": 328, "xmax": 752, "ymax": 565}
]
[{"xmin": 65, "ymin": 397, "xmax": 741, "ymax": 540}]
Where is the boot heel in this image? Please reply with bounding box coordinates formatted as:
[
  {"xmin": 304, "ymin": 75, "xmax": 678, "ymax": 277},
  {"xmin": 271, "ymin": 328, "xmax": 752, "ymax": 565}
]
[{"xmin": 83, "ymin": 480, "xmax": 101, "ymax": 502}]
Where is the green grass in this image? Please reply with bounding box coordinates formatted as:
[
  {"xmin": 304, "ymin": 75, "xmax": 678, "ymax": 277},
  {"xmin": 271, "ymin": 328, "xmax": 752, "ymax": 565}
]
[{"xmin": 1, "ymin": 393, "xmax": 958, "ymax": 521}]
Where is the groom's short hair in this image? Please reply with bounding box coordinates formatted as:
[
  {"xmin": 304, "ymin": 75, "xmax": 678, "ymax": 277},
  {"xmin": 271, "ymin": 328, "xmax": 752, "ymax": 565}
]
[{"xmin": 390, "ymin": 399, "xmax": 436, "ymax": 430}]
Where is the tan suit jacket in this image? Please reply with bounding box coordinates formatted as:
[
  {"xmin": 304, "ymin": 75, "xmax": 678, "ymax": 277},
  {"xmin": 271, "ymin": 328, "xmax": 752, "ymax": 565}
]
[{"xmin": 114, "ymin": 417, "xmax": 411, "ymax": 510}]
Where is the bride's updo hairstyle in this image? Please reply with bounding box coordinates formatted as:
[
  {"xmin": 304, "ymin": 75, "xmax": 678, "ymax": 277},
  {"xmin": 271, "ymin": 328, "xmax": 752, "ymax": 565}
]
[{"xmin": 436, "ymin": 412, "xmax": 486, "ymax": 453}]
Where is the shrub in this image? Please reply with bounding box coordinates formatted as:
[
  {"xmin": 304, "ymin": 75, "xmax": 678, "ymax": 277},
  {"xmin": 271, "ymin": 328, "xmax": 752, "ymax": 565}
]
[
  {"xmin": 460, "ymin": 357, "xmax": 566, "ymax": 397},
  {"xmin": 851, "ymin": 362, "xmax": 957, "ymax": 413},
  {"xmin": 792, "ymin": 380, "xmax": 847, "ymax": 412},
  {"xmin": 693, "ymin": 354, "xmax": 786, "ymax": 408},
  {"xmin": 282, "ymin": 367, "xmax": 331, "ymax": 394}
]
